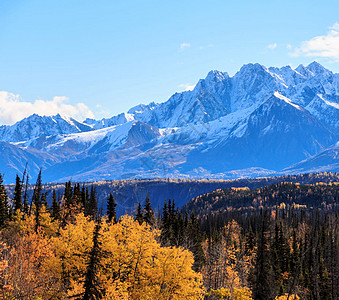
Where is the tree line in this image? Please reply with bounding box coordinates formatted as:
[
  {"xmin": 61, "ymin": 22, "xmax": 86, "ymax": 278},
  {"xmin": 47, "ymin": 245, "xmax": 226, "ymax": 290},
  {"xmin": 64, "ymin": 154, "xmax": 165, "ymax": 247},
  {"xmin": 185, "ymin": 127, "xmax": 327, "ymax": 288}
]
[{"xmin": 0, "ymin": 170, "xmax": 338, "ymax": 299}]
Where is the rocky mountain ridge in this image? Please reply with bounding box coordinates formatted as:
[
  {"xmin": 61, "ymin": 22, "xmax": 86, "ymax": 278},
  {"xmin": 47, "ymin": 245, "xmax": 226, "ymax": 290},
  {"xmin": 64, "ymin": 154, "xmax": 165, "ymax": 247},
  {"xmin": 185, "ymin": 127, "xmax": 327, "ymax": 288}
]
[{"xmin": 0, "ymin": 61, "xmax": 338, "ymax": 183}]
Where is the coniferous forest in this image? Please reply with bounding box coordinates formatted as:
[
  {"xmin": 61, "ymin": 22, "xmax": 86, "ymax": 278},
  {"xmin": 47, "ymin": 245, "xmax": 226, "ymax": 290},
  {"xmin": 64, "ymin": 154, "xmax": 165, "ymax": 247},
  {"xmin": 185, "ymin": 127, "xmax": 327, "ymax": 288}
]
[{"xmin": 0, "ymin": 171, "xmax": 338, "ymax": 299}]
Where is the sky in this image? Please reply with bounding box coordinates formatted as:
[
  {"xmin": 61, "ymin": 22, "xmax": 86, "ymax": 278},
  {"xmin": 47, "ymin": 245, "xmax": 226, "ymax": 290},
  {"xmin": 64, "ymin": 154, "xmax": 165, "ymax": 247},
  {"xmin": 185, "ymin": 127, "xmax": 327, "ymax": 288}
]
[{"xmin": 1, "ymin": 0, "xmax": 339, "ymax": 125}]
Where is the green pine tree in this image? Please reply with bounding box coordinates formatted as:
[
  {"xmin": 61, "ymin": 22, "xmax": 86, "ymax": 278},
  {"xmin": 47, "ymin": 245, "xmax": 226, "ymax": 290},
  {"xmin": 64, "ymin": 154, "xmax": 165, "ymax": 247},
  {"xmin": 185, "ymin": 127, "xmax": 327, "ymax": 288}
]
[
  {"xmin": 135, "ymin": 202, "xmax": 143, "ymax": 224},
  {"xmin": 32, "ymin": 169, "xmax": 42, "ymax": 232},
  {"xmin": 252, "ymin": 210, "xmax": 275, "ymax": 300},
  {"xmin": 107, "ymin": 193, "xmax": 117, "ymax": 223},
  {"xmin": 86, "ymin": 186, "xmax": 98, "ymax": 219},
  {"xmin": 13, "ymin": 174, "xmax": 22, "ymax": 212},
  {"xmin": 143, "ymin": 193, "xmax": 155, "ymax": 226},
  {"xmin": 0, "ymin": 172, "xmax": 8, "ymax": 227},
  {"xmin": 64, "ymin": 181, "xmax": 73, "ymax": 209},
  {"xmin": 22, "ymin": 172, "xmax": 29, "ymax": 215},
  {"xmin": 83, "ymin": 220, "xmax": 104, "ymax": 299},
  {"xmin": 51, "ymin": 189, "xmax": 60, "ymax": 220}
]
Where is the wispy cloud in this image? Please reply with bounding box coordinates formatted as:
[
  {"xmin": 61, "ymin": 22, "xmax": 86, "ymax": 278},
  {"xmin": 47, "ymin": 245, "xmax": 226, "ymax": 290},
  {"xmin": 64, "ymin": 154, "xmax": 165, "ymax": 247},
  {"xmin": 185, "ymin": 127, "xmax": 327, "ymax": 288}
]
[
  {"xmin": 290, "ymin": 22, "xmax": 339, "ymax": 60},
  {"xmin": 180, "ymin": 43, "xmax": 191, "ymax": 51},
  {"xmin": 267, "ymin": 43, "xmax": 277, "ymax": 50},
  {"xmin": 178, "ymin": 83, "xmax": 195, "ymax": 91},
  {"xmin": 199, "ymin": 44, "xmax": 214, "ymax": 50},
  {"xmin": 0, "ymin": 91, "xmax": 94, "ymax": 125}
]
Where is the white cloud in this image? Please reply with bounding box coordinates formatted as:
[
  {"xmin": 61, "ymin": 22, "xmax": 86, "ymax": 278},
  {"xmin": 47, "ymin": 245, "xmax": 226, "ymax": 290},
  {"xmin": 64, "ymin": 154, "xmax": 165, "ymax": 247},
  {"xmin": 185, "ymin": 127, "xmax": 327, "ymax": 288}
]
[
  {"xmin": 0, "ymin": 91, "xmax": 94, "ymax": 125},
  {"xmin": 331, "ymin": 22, "xmax": 339, "ymax": 31},
  {"xmin": 291, "ymin": 22, "xmax": 339, "ymax": 60},
  {"xmin": 267, "ymin": 43, "xmax": 277, "ymax": 50},
  {"xmin": 286, "ymin": 44, "xmax": 292, "ymax": 50},
  {"xmin": 199, "ymin": 44, "xmax": 214, "ymax": 50},
  {"xmin": 178, "ymin": 83, "xmax": 195, "ymax": 91},
  {"xmin": 180, "ymin": 43, "xmax": 191, "ymax": 51}
]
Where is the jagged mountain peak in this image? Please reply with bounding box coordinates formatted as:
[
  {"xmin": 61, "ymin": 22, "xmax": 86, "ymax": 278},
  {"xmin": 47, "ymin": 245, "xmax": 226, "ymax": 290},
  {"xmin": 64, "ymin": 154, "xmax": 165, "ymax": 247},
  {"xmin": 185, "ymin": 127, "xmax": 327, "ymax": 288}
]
[
  {"xmin": 307, "ymin": 61, "xmax": 331, "ymax": 75},
  {"xmin": 205, "ymin": 70, "xmax": 229, "ymax": 82},
  {"xmin": 127, "ymin": 102, "xmax": 157, "ymax": 115},
  {"xmin": 239, "ymin": 62, "xmax": 267, "ymax": 71},
  {"xmin": 295, "ymin": 64, "xmax": 314, "ymax": 78},
  {"xmin": 0, "ymin": 62, "xmax": 338, "ymax": 183},
  {"xmin": 0, "ymin": 113, "xmax": 93, "ymax": 143}
]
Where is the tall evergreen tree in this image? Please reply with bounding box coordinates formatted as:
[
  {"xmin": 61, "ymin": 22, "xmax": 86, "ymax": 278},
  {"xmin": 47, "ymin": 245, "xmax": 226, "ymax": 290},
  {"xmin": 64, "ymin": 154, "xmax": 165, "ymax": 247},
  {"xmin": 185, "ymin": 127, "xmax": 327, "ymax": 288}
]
[
  {"xmin": 83, "ymin": 221, "xmax": 104, "ymax": 299},
  {"xmin": 51, "ymin": 189, "xmax": 60, "ymax": 220},
  {"xmin": 41, "ymin": 192, "xmax": 49, "ymax": 209},
  {"xmin": 143, "ymin": 193, "xmax": 155, "ymax": 226},
  {"xmin": 64, "ymin": 181, "xmax": 73, "ymax": 208},
  {"xmin": 0, "ymin": 172, "xmax": 8, "ymax": 227},
  {"xmin": 86, "ymin": 186, "xmax": 98, "ymax": 219},
  {"xmin": 22, "ymin": 172, "xmax": 29, "ymax": 215},
  {"xmin": 81, "ymin": 185, "xmax": 89, "ymax": 211},
  {"xmin": 73, "ymin": 183, "xmax": 81, "ymax": 206},
  {"xmin": 107, "ymin": 193, "xmax": 117, "ymax": 223},
  {"xmin": 13, "ymin": 174, "xmax": 22, "ymax": 212},
  {"xmin": 252, "ymin": 210, "xmax": 275, "ymax": 300},
  {"xmin": 161, "ymin": 200, "xmax": 169, "ymax": 233},
  {"xmin": 32, "ymin": 169, "xmax": 42, "ymax": 232},
  {"xmin": 135, "ymin": 202, "xmax": 143, "ymax": 225}
]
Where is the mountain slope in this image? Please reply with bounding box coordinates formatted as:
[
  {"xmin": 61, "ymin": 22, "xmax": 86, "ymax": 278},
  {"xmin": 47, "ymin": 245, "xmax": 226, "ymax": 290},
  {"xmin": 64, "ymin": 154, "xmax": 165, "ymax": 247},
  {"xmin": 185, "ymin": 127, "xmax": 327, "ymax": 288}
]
[
  {"xmin": 0, "ymin": 114, "xmax": 93, "ymax": 143},
  {"xmin": 0, "ymin": 61, "xmax": 338, "ymax": 183},
  {"xmin": 284, "ymin": 142, "xmax": 339, "ymax": 173}
]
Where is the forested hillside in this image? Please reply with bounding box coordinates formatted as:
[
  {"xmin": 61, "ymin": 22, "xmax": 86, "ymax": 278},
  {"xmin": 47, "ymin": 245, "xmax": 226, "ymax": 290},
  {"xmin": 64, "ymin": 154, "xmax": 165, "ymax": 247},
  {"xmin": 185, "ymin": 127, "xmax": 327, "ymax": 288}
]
[
  {"xmin": 185, "ymin": 181, "xmax": 339, "ymax": 215},
  {"xmin": 0, "ymin": 172, "xmax": 338, "ymax": 299},
  {"xmin": 181, "ymin": 181, "xmax": 339, "ymax": 299},
  {"xmin": 5, "ymin": 172, "xmax": 339, "ymax": 215}
]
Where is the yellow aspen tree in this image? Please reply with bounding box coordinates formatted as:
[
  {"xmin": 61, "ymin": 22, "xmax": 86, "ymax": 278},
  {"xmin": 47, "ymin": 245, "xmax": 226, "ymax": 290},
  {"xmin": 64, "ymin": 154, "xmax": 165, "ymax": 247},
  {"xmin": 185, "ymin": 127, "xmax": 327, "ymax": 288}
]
[{"xmin": 48, "ymin": 213, "xmax": 95, "ymax": 298}]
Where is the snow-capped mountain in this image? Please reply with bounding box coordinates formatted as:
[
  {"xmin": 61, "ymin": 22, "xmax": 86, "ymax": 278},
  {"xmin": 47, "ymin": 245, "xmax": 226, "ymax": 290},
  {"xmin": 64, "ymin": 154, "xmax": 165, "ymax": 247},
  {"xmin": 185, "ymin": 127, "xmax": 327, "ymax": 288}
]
[
  {"xmin": 0, "ymin": 114, "xmax": 93, "ymax": 143},
  {"xmin": 0, "ymin": 61, "xmax": 338, "ymax": 183}
]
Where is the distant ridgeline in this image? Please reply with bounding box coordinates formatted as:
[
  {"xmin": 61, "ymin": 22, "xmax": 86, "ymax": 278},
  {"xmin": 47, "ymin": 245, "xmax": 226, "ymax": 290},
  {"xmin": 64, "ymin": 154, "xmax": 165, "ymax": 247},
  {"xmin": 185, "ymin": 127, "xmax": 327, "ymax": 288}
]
[
  {"xmin": 5, "ymin": 172, "xmax": 339, "ymax": 215},
  {"xmin": 185, "ymin": 181, "xmax": 339, "ymax": 217}
]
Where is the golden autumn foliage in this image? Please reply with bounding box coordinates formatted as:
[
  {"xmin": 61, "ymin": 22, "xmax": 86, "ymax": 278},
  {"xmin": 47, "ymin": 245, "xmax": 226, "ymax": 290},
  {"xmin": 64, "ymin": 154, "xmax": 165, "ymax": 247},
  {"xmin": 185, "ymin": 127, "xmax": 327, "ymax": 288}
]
[
  {"xmin": 99, "ymin": 216, "xmax": 204, "ymax": 299},
  {"xmin": 1, "ymin": 211, "xmax": 204, "ymax": 299},
  {"xmin": 275, "ymin": 294, "xmax": 300, "ymax": 300},
  {"xmin": 0, "ymin": 208, "xmax": 61, "ymax": 299},
  {"xmin": 208, "ymin": 286, "xmax": 252, "ymax": 300},
  {"xmin": 203, "ymin": 220, "xmax": 254, "ymax": 300}
]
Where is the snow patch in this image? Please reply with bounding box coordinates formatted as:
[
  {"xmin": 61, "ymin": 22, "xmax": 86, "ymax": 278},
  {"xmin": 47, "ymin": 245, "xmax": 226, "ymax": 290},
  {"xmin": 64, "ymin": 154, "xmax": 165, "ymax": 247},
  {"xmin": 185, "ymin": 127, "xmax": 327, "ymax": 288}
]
[
  {"xmin": 317, "ymin": 94, "xmax": 339, "ymax": 109},
  {"xmin": 274, "ymin": 92, "xmax": 302, "ymax": 110}
]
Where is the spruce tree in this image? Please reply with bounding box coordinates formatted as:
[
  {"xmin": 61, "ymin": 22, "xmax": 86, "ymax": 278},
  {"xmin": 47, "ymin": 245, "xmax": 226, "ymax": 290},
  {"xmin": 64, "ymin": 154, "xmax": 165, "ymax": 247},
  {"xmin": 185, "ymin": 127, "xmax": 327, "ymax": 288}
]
[
  {"xmin": 135, "ymin": 202, "xmax": 143, "ymax": 224},
  {"xmin": 22, "ymin": 172, "xmax": 29, "ymax": 215},
  {"xmin": 51, "ymin": 190, "xmax": 60, "ymax": 220},
  {"xmin": 81, "ymin": 185, "xmax": 90, "ymax": 211},
  {"xmin": 32, "ymin": 169, "xmax": 42, "ymax": 232},
  {"xmin": 0, "ymin": 172, "xmax": 8, "ymax": 227},
  {"xmin": 13, "ymin": 174, "xmax": 22, "ymax": 212},
  {"xmin": 160, "ymin": 200, "xmax": 169, "ymax": 244},
  {"xmin": 86, "ymin": 186, "xmax": 98, "ymax": 219},
  {"xmin": 41, "ymin": 192, "xmax": 49, "ymax": 210},
  {"xmin": 143, "ymin": 193, "xmax": 154, "ymax": 226},
  {"xmin": 83, "ymin": 221, "xmax": 104, "ymax": 299},
  {"xmin": 245, "ymin": 225, "xmax": 256, "ymax": 254},
  {"xmin": 252, "ymin": 210, "xmax": 275, "ymax": 300},
  {"xmin": 73, "ymin": 183, "xmax": 81, "ymax": 206},
  {"xmin": 107, "ymin": 193, "xmax": 117, "ymax": 223},
  {"xmin": 64, "ymin": 181, "xmax": 73, "ymax": 209}
]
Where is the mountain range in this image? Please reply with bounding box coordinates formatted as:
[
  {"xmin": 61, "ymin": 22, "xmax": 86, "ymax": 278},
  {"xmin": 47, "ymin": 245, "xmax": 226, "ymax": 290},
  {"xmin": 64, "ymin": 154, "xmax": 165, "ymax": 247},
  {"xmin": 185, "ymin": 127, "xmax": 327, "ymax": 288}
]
[{"xmin": 0, "ymin": 61, "xmax": 338, "ymax": 183}]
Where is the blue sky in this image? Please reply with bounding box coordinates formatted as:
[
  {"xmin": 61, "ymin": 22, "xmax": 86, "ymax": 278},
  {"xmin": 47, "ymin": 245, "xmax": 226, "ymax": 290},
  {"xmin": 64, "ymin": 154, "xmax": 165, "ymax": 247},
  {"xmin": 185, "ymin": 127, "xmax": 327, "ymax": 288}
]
[{"xmin": 0, "ymin": 0, "xmax": 339, "ymax": 124}]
